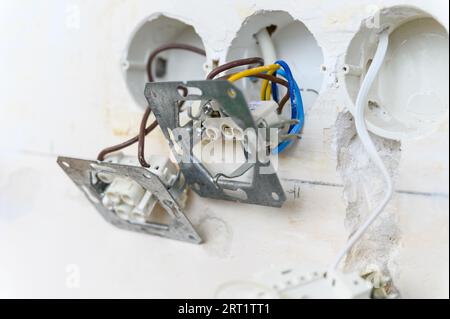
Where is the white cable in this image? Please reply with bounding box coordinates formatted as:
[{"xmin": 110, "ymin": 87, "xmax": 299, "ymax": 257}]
[
  {"xmin": 330, "ymin": 28, "xmax": 392, "ymax": 272},
  {"xmin": 255, "ymin": 28, "xmax": 277, "ymax": 64}
]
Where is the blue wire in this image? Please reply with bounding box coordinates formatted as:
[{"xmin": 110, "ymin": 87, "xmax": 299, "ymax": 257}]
[
  {"xmin": 271, "ymin": 60, "xmax": 305, "ymax": 154},
  {"xmin": 272, "ymin": 69, "xmax": 297, "ymax": 128},
  {"xmin": 275, "ymin": 61, "xmax": 298, "ymax": 123},
  {"xmin": 274, "ymin": 78, "xmax": 304, "ymax": 154},
  {"xmin": 271, "ymin": 75, "xmax": 279, "ymax": 103}
]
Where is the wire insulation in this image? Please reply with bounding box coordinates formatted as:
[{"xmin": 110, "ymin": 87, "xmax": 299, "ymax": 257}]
[
  {"xmin": 260, "ymin": 69, "xmax": 277, "ymax": 101},
  {"xmin": 220, "ymin": 72, "xmax": 291, "ymax": 111},
  {"xmin": 207, "ymin": 57, "xmax": 264, "ymax": 80},
  {"xmin": 255, "ymin": 28, "xmax": 277, "ymax": 66},
  {"xmin": 270, "ymin": 61, "xmax": 305, "ymax": 154},
  {"xmin": 138, "ymin": 107, "xmax": 153, "ymax": 167},
  {"xmin": 98, "ymin": 43, "xmax": 205, "ymax": 162},
  {"xmin": 228, "ymin": 64, "xmax": 280, "ymax": 83},
  {"xmin": 97, "ymin": 120, "xmax": 158, "ymax": 161},
  {"xmin": 329, "ymin": 29, "xmax": 392, "ymax": 272}
]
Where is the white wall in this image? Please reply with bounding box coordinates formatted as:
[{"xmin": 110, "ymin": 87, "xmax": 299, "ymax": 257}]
[{"xmin": 0, "ymin": 0, "xmax": 448, "ymax": 298}]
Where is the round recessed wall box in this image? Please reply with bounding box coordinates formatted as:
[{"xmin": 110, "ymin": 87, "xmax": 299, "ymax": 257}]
[
  {"xmin": 342, "ymin": 6, "xmax": 449, "ymax": 140},
  {"xmin": 122, "ymin": 13, "xmax": 206, "ymax": 109},
  {"xmin": 225, "ymin": 10, "xmax": 324, "ymax": 114}
]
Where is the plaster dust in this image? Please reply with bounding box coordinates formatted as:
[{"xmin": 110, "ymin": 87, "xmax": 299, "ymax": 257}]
[{"xmin": 0, "ymin": 0, "xmax": 448, "ymax": 298}]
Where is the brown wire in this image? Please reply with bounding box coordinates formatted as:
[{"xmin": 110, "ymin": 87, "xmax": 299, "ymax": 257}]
[
  {"xmin": 218, "ymin": 72, "xmax": 291, "ymax": 113},
  {"xmin": 98, "ymin": 53, "xmax": 287, "ymax": 163},
  {"xmin": 207, "ymin": 57, "xmax": 264, "ymax": 80},
  {"xmin": 147, "ymin": 43, "xmax": 206, "ymax": 82},
  {"xmin": 134, "ymin": 73, "xmax": 289, "ymax": 168},
  {"xmin": 97, "ymin": 119, "xmax": 158, "ymax": 161},
  {"xmin": 250, "ymin": 73, "xmax": 290, "ymax": 113},
  {"xmin": 137, "ymin": 107, "xmax": 153, "ymax": 167},
  {"xmin": 135, "ymin": 44, "xmax": 205, "ymax": 165},
  {"xmin": 137, "ymin": 56, "xmax": 266, "ymax": 165},
  {"xmin": 97, "ymin": 43, "xmax": 204, "ymax": 162}
]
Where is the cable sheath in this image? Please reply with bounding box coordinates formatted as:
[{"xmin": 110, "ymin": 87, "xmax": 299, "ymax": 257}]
[{"xmin": 329, "ymin": 29, "xmax": 392, "ymax": 272}]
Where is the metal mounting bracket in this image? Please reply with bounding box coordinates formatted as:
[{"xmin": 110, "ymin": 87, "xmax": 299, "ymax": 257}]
[
  {"xmin": 145, "ymin": 80, "xmax": 286, "ymax": 208},
  {"xmin": 57, "ymin": 156, "xmax": 202, "ymax": 244}
]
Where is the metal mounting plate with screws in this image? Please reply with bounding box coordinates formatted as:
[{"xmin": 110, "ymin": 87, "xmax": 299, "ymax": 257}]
[
  {"xmin": 145, "ymin": 80, "xmax": 286, "ymax": 208},
  {"xmin": 57, "ymin": 156, "xmax": 202, "ymax": 244}
]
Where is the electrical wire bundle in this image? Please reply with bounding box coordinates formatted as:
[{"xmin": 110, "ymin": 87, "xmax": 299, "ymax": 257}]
[
  {"xmin": 262, "ymin": 60, "xmax": 304, "ymax": 154},
  {"xmin": 222, "ymin": 61, "xmax": 304, "ymax": 153},
  {"xmin": 97, "ymin": 35, "xmax": 397, "ymax": 280},
  {"xmin": 98, "ymin": 43, "xmax": 303, "ymax": 165}
]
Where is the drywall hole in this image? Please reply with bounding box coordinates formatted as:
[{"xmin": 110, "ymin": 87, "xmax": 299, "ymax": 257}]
[
  {"xmin": 343, "ymin": 6, "xmax": 449, "ymax": 140},
  {"xmin": 123, "ymin": 13, "xmax": 207, "ymax": 109},
  {"xmin": 225, "ymin": 10, "xmax": 324, "ymax": 113}
]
